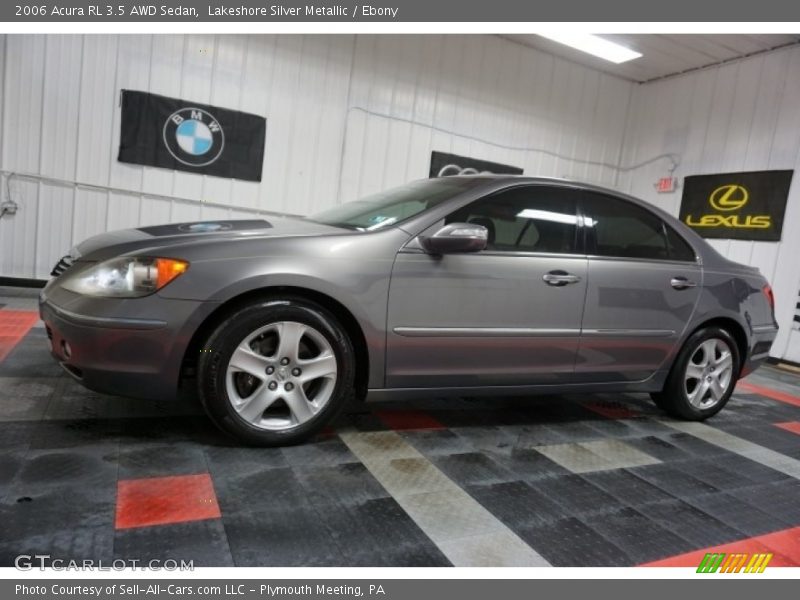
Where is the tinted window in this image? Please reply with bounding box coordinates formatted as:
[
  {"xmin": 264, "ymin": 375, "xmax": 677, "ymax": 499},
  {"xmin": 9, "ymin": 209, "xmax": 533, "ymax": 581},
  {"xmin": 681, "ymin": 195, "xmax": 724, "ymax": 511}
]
[
  {"xmin": 446, "ymin": 186, "xmax": 579, "ymax": 254},
  {"xmin": 582, "ymin": 193, "xmax": 670, "ymax": 260},
  {"xmin": 665, "ymin": 224, "xmax": 697, "ymax": 262}
]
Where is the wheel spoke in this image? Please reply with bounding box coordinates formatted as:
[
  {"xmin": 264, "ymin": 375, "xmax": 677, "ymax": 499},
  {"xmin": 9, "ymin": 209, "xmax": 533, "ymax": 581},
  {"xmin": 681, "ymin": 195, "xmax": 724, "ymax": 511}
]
[
  {"xmin": 229, "ymin": 345, "xmax": 271, "ymax": 378},
  {"xmin": 284, "ymin": 387, "xmax": 315, "ymax": 424},
  {"xmin": 298, "ymin": 352, "xmax": 337, "ymax": 382},
  {"xmin": 236, "ymin": 386, "xmax": 279, "ymax": 424},
  {"xmin": 688, "ymin": 379, "xmax": 710, "ymax": 407},
  {"xmin": 685, "ymin": 362, "xmax": 705, "ymax": 380},
  {"xmin": 699, "ymin": 339, "xmax": 717, "ymax": 366},
  {"xmin": 715, "ymin": 352, "xmax": 733, "ymax": 374},
  {"xmin": 708, "ymin": 377, "xmax": 726, "ymax": 402},
  {"xmin": 276, "ymin": 322, "xmax": 306, "ymax": 362}
]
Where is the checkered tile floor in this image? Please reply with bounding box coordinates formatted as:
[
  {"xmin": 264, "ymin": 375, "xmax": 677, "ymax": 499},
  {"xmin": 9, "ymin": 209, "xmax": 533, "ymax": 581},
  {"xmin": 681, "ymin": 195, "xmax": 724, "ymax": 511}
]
[{"xmin": 1, "ymin": 285, "xmax": 799, "ymax": 567}]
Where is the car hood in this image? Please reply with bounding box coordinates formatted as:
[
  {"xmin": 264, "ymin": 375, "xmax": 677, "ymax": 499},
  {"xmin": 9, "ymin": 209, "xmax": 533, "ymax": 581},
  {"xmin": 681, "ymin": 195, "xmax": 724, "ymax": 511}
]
[{"xmin": 71, "ymin": 216, "xmax": 347, "ymax": 261}]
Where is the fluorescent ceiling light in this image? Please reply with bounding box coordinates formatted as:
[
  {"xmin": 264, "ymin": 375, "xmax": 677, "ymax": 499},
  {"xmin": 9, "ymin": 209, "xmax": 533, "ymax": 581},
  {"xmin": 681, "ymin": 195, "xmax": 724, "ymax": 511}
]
[{"xmin": 538, "ymin": 33, "xmax": 642, "ymax": 64}]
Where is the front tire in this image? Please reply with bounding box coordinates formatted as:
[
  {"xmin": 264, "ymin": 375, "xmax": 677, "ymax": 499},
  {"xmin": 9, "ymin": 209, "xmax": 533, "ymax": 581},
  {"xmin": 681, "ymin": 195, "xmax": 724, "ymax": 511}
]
[
  {"xmin": 651, "ymin": 326, "xmax": 740, "ymax": 420},
  {"xmin": 197, "ymin": 298, "xmax": 355, "ymax": 446}
]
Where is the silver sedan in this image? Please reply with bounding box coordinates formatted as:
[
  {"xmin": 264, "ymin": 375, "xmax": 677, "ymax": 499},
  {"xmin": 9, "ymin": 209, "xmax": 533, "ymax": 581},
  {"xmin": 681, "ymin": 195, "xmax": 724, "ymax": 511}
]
[{"xmin": 40, "ymin": 176, "xmax": 779, "ymax": 445}]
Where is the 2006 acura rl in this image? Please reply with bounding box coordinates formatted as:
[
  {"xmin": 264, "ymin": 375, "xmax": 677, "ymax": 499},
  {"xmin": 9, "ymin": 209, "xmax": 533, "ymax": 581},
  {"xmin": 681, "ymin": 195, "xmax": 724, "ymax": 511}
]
[{"xmin": 40, "ymin": 176, "xmax": 779, "ymax": 445}]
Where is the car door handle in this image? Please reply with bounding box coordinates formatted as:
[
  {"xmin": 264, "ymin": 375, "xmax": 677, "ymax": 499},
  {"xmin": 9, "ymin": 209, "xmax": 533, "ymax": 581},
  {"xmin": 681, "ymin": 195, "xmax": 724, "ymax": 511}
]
[
  {"xmin": 670, "ymin": 276, "xmax": 697, "ymax": 290},
  {"xmin": 543, "ymin": 271, "xmax": 581, "ymax": 286}
]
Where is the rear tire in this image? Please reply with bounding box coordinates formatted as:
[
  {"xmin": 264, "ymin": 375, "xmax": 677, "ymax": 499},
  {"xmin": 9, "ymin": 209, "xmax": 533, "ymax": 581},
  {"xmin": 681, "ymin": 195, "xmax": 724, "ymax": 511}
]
[
  {"xmin": 652, "ymin": 326, "xmax": 740, "ymax": 420},
  {"xmin": 197, "ymin": 297, "xmax": 355, "ymax": 446}
]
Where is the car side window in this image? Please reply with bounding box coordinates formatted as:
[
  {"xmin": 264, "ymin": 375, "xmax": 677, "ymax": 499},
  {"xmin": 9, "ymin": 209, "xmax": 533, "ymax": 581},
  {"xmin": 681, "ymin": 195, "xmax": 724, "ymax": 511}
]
[
  {"xmin": 664, "ymin": 223, "xmax": 698, "ymax": 262},
  {"xmin": 582, "ymin": 193, "xmax": 675, "ymax": 261},
  {"xmin": 445, "ymin": 186, "xmax": 579, "ymax": 254}
]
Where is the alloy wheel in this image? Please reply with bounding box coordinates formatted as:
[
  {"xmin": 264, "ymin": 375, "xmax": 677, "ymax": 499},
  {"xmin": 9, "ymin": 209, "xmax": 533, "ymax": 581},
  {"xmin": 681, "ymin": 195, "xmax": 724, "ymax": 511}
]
[
  {"xmin": 683, "ymin": 337, "xmax": 734, "ymax": 409},
  {"xmin": 225, "ymin": 320, "xmax": 338, "ymax": 430}
]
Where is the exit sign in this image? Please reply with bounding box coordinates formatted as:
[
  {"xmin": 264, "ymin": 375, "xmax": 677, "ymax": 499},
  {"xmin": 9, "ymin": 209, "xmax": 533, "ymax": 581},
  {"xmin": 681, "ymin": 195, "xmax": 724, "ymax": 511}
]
[{"xmin": 656, "ymin": 177, "xmax": 677, "ymax": 193}]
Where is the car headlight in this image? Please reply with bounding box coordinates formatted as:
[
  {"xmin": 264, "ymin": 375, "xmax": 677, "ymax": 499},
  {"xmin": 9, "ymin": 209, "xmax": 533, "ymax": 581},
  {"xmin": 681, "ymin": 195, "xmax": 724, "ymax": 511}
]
[{"xmin": 61, "ymin": 257, "xmax": 189, "ymax": 298}]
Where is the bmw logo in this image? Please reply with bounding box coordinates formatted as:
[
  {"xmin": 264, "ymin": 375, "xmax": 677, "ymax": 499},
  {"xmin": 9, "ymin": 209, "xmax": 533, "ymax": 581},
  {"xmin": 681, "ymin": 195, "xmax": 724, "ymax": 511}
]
[
  {"xmin": 163, "ymin": 107, "xmax": 225, "ymax": 167},
  {"xmin": 177, "ymin": 222, "xmax": 233, "ymax": 233}
]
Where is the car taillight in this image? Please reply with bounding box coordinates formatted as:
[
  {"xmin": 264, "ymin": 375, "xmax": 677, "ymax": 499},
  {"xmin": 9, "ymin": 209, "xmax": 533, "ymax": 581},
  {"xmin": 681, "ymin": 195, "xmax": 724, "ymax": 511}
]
[{"xmin": 762, "ymin": 284, "xmax": 775, "ymax": 313}]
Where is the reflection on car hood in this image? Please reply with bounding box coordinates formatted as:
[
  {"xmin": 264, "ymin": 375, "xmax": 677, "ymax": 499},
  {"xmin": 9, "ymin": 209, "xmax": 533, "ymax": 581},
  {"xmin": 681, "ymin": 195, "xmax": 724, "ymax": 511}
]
[{"xmin": 73, "ymin": 216, "xmax": 347, "ymax": 261}]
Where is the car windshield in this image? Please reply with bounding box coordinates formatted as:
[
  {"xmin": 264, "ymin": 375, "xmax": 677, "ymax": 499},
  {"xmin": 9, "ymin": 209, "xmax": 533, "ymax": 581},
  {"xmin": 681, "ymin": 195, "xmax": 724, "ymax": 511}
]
[{"xmin": 307, "ymin": 177, "xmax": 482, "ymax": 231}]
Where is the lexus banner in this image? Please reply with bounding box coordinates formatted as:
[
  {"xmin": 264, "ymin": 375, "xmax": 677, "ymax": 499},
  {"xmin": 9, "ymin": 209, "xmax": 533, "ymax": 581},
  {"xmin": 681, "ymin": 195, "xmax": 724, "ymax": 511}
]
[
  {"xmin": 429, "ymin": 151, "xmax": 523, "ymax": 178},
  {"xmin": 678, "ymin": 170, "xmax": 793, "ymax": 241},
  {"xmin": 118, "ymin": 90, "xmax": 266, "ymax": 182}
]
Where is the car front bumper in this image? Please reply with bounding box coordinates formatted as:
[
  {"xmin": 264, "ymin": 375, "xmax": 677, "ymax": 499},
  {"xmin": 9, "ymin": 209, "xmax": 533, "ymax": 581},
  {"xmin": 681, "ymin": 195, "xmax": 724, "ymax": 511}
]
[{"xmin": 39, "ymin": 284, "xmax": 212, "ymax": 401}]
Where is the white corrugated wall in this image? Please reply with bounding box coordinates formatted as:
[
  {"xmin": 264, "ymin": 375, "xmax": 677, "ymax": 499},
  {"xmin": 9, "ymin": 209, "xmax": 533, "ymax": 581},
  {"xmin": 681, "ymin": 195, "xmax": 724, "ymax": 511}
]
[
  {"xmin": 0, "ymin": 34, "xmax": 632, "ymax": 280},
  {"xmin": 0, "ymin": 34, "xmax": 798, "ymax": 360},
  {"xmin": 618, "ymin": 44, "xmax": 800, "ymax": 362}
]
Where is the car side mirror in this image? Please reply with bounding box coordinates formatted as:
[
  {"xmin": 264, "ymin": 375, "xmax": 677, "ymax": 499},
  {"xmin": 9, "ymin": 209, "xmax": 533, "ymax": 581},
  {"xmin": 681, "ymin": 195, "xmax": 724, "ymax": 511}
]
[{"xmin": 419, "ymin": 223, "xmax": 488, "ymax": 255}]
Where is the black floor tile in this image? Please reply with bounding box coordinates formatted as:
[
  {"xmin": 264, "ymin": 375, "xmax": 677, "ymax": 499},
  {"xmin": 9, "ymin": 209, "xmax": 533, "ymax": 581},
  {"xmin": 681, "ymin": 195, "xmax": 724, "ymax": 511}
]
[
  {"xmin": 279, "ymin": 437, "xmax": 358, "ymax": 467},
  {"xmin": 624, "ymin": 435, "xmax": 691, "ymax": 462},
  {"xmin": 657, "ymin": 432, "xmax": 730, "ymax": 457},
  {"xmin": 533, "ymin": 473, "xmax": 627, "ymax": 516},
  {"xmin": 580, "ymin": 506, "xmax": 692, "ymax": 564},
  {"xmin": 685, "ymin": 492, "xmax": 793, "ymax": 537},
  {"xmin": 430, "ymin": 452, "xmax": 516, "ymax": 487},
  {"xmin": 641, "ymin": 499, "xmax": 745, "ymax": 547},
  {"xmin": 400, "ymin": 429, "xmax": 474, "ymax": 456},
  {"xmin": 293, "ymin": 462, "xmax": 389, "ymax": 506},
  {"xmin": 214, "ymin": 466, "xmax": 308, "ymax": 517},
  {"xmin": 0, "ymin": 450, "xmax": 26, "ymax": 500},
  {"xmin": 581, "ymin": 469, "xmax": 675, "ymax": 505},
  {"xmin": 313, "ymin": 497, "xmax": 452, "ymax": 566},
  {"xmin": 0, "ymin": 526, "xmax": 114, "ymax": 567},
  {"xmin": 628, "ymin": 463, "xmax": 721, "ymax": 498},
  {"xmin": 517, "ymin": 517, "xmax": 632, "ymax": 567},
  {"xmin": 490, "ymin": 446, "xmax": 572, "ymax": 481},
  {"xmin": 0, "ymin": 421, "xmax": 36, "ymax": 451},
  {"xmin": 118, "ymin": 443, "xmax": 208, "ymax": 479},
  {"xmin": 0, "ymin": 486, "xmax": 116, "ymax": 547},
  {"xmin": 114, "ymin": 519, "xmax": 233, "ymax": 567},
  {"xmin": 204, "ymin": 445, "xmax": 289, "ymax": 479},
  {"xmin": 0, "ymin": 331, "xmax": 62, "ymax": 378},
  {"xmin": 28, "ymin": 419, "xmax": 124, "ymax": 449},
  {"xmin": 223, "ymin": 506, "xmax": 343, "ymax": 566},
  {"xmin": 712, "ymin": 454, "xmax": 792, "ymax": 485},
  {"xmin": 671, "ymin": 459, "xmax": 760, "ymax": 492},
  {"xmin": 466, "ymin": 480, "xmax": 569, "ymax": 528},
  {"xmin": 727, "ymin": 481, "xmax": 800, "ymax": 524}
]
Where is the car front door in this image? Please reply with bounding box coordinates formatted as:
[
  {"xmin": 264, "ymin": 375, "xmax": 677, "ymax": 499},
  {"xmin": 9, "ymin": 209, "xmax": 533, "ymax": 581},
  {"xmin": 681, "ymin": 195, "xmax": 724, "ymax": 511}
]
[
  {"xmin": 575, "ymin": 192, "xmax": 702, "ymax": 383},
  {"xmin": 385, "ymin": 185, "xmax": 588, "ymax": 389}
]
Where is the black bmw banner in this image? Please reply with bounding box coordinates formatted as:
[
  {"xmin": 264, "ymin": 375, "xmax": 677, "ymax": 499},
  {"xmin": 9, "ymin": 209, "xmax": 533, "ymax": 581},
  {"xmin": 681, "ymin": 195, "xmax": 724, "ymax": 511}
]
[
  {"xmin": 118, "ymin": 90, "xmax": 266, "ymax": 182},
  {"xmin": 679, "ymin": 170, "xmax": 793, "ymax": 241},
  {"xmin": 429, "ymin": 151, "xmax": 523, "ymax": 178}
]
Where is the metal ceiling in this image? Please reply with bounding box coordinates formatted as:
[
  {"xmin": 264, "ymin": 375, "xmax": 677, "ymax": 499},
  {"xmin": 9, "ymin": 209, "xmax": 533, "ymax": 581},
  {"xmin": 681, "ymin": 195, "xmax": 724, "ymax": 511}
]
[{"xmin": 502, "ymin": 34, "xmax": 800, "ymax": 83}]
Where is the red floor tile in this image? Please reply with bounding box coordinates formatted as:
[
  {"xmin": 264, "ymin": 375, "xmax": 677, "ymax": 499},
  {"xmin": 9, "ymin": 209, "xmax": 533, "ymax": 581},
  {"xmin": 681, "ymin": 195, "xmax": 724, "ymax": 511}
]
[
  {"xmin": 115, "ymin": 473, "xmax": 221, "ymax": 530},
  {"xmin": 641, "ymin": 525, "xmax": 800, "ymax": 567},
  {"xmin": 375, "ymin": 409, "xmax": 445, "ymax": 431},
  {"xmin": 0, "ymin": 310, "xmax": 39, "ymax": 362},
  {"xmin": 583, "ymin": 400, "xmax": 640, "ymax": 419},
  {"xmin": 775, "ymin": 421, "xmax": 800, "ymax": 436},
  {"xmin": 737, "ymin": 381, "xmax": 800, "ymax": 408}
]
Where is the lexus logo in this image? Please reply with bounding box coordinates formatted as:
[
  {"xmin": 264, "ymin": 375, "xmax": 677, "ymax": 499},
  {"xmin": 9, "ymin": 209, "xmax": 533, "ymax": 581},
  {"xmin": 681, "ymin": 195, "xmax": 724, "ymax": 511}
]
[{"xmin": 709, "ymin": 184, "xmax": 749, "ymax": 212}]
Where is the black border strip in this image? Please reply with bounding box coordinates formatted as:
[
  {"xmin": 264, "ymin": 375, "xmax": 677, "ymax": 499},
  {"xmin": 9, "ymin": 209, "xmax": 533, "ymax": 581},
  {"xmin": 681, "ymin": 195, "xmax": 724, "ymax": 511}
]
[{"xmin": 0, "ymin": 277, "xmax": 47, "ymax": 289}]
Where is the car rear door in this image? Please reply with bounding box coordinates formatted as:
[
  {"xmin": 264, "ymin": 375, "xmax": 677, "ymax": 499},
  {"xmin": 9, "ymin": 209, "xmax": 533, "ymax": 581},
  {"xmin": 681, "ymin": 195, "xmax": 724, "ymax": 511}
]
[
  {"xmin": 575, "ymin": 192, "xmax": 702, "ymax": 383},
  {"xmin": 385, "ymin": 184, "xmax": 588, "ymax": 389}
]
